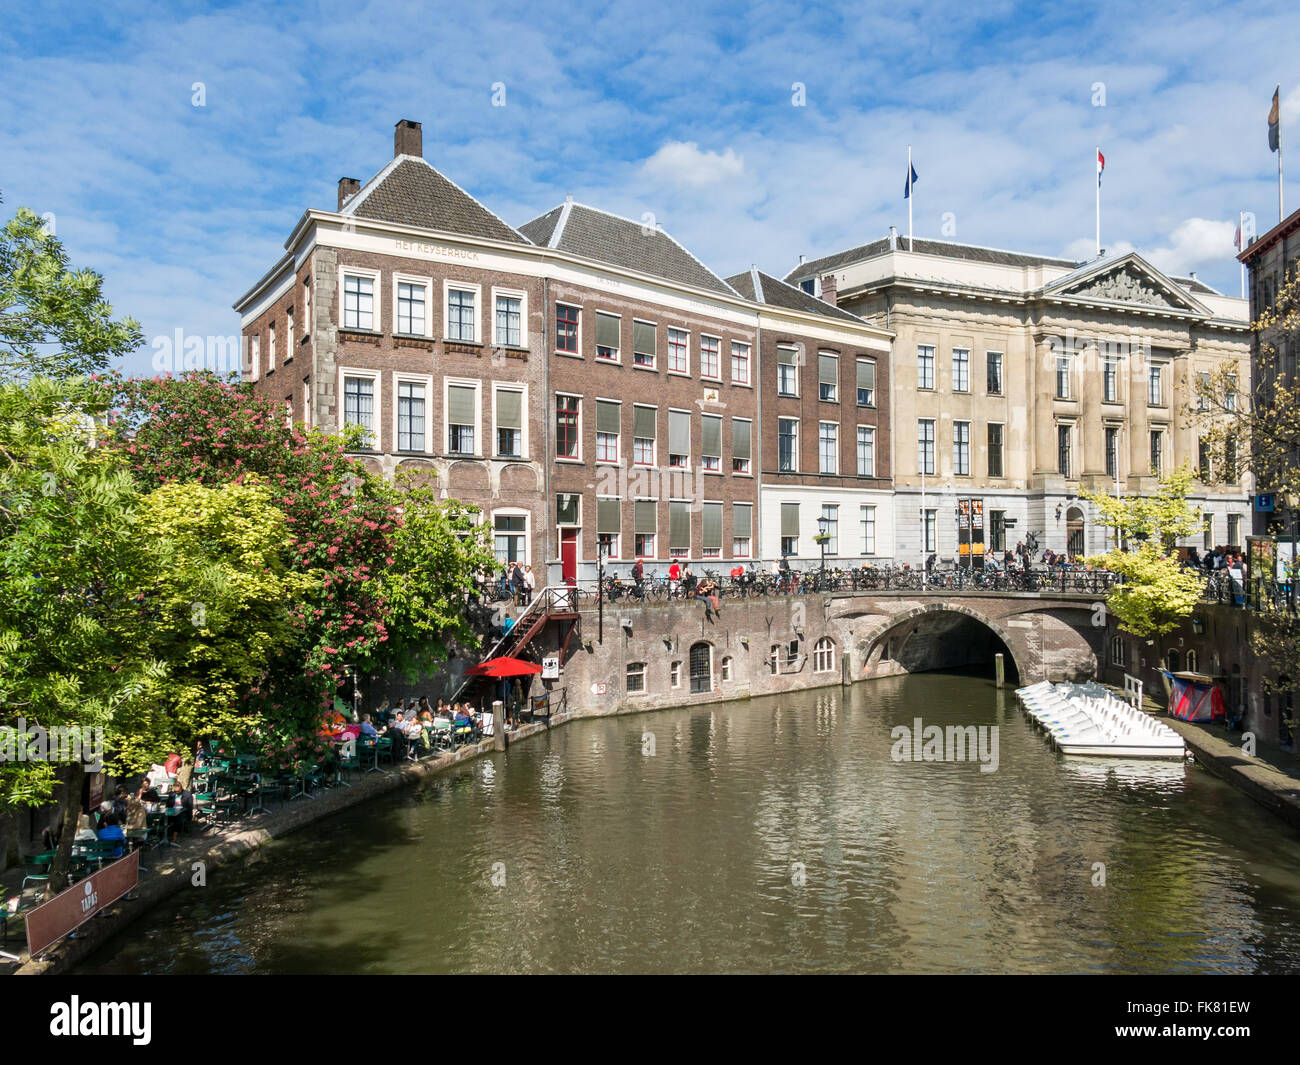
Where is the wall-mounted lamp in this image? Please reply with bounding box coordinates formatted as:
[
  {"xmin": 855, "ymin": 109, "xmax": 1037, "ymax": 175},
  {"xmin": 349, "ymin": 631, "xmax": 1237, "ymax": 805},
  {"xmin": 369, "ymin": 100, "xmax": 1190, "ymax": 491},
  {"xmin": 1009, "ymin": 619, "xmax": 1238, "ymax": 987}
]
[
  {"xmin": 620, "ymin": 618, "xmax": 633, "ymax": 633},
  {"xmin": 1055, "ymin": 503, "xmax": 1063, "ymax": 521}
]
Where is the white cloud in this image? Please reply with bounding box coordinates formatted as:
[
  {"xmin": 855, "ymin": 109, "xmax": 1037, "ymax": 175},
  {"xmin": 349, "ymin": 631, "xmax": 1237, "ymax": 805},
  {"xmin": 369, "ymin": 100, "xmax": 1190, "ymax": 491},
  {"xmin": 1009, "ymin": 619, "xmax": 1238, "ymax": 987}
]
[
  {"xmin": 641, "ymin": 141, "xmax": 744, "ymax": 188},
  {"xmin": 1146, "ymin": 218, "xmax": 1237, "ymax": 277}
]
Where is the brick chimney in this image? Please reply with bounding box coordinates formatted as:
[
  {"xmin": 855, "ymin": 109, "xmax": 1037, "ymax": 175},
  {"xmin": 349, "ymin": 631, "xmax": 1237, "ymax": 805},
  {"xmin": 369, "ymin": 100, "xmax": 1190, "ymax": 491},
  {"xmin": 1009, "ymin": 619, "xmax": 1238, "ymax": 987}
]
[
  {"xmin": 337, "ymin": 177, "xmax": 360, "ymax": 210},
  {"xmin": 820, "ymin": 273, "xmax": 838, "ymax": 307},
  {"xmin": 394, "ymin": 119, "xmax": 422, "ymax": 158}
]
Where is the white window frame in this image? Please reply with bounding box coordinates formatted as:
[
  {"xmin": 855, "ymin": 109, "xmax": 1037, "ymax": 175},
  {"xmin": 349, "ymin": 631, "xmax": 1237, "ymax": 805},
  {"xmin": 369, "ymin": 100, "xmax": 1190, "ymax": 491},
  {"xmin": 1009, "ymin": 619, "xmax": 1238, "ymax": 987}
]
[
  {"xmin": 732, "ymin": 416, "xmax": 752, "ymax": 475},
  {"xmin": 594, "ymin": 396, "xmax": 622, "ymax": 466},
  {"xmin": 285, "ymin": 310, "xmax": 294, "ymax": 362},
  {"xmin": 699, "ymin": 333, "xmax": 722, "ymax": 381},
  {"xmin": 860, "ymin": 504, "xmax": 877, "ymax": 555},
  {"xmin": 813, "ymin": 637, "xmax": 836, "ymax": 674},
  {"xmin": 777, "ymin": 345, "xmax": 800, "ymax": 397},
  {"xmin": 778, "ymin": 416, "xmax": 800, "ymax": 474},
  {"xmin": 918, "ymin": 418, "xmax": 936, "ymax": 476},
  {"xmin": 857, "ymin": 426, "xmax": 875, "ymax": 477},
  {"xmin": 338, "ymin": 366, "xmax": 381, "ymax": 450},
  {"xmin": 954, "ymin": 420, "xmax": 971, "ymax": 476},
  {"xmin": 443, "ymin": 279, "xmax": 482, "ymax": 343},
  {"xmin": 595, "ymin": 310, "xmax": 622, "ymax": 363},
  {"xmin": 302, "ymin": 380, "xmax": 312, "ymax": 429},
  {"xmin": 923, "ymin": 509, "xmax": 937, "ymax": 553},
  {"xmin": 443, "ymin": 376, "xmax": 483, "ymax": 457},
  {"xmin": 667, "ymin": 327, "xmax": 691, "ymax": 376},
  {"xmin": 951, "ymin": 347, "xmax": 969, "ymax": 393},
  {"xmin": 730, "ymin": 340, "xmax": 751, "ymax": 385},
  {"xmin": 986, "ymin": 350, "xmax": 1003, "ymax": 395},
  {"xmin": 1148, "ymin": 361, "xmax": 1166, "ymax": 406},
  {"xmin": 339, "ymin": 266, "xmax": 381, "ymax": 332},
  {"xmin": 491, "ymin": 507, "xmax": 531, "ymax": 566},
  {"xmin": 268, "ymin": 322, "xmax": 276, "ymax": 372},
  {"xmin": 393, "ymin": 273, "xmax": 433, "ymax": 338},
  {"xmin": 820, "ymin": 504, "xmax": 839, "ymax": 554},
  {"xmin": 668, "ymin": 406, "xmax": 692, "ymax": 469},
  {"xmin": 492, "ymin": 383, "xmax": 529, "ymax": 460},
  {"xmin": 720, "ymin": 656, "xmax": 732, "ymax": 682},
  {"xmin": 392, "ymin": 372, "xmax": 434, "ymax": 454},
  {"xmin": 632, "ymin": 404, "xmax": 657, "ymax": 467},
  {"xmin": 248, "ymin": 334, "xmax": 260, "ymax": 382},
  {"xmin": 917, "ymin": 344, "xmax": 935, "ymax": 390},
  {"xmin": 632, "ymin": 317, "xmax": 657, "ymax": 369},
  {"xmin": 818, "ymin": 421, "xmax": 838, "ymax": 475},
  {"xmin": 626, "ymin": 662, "xmax": 647, "ymax": 694},
  {"xmin": 818, "ymin": 350, "xmax": 839, "ymax": 402},
  {"xmin": 491, "ymin": 286, "xmax": 528, "ymax": 349}
]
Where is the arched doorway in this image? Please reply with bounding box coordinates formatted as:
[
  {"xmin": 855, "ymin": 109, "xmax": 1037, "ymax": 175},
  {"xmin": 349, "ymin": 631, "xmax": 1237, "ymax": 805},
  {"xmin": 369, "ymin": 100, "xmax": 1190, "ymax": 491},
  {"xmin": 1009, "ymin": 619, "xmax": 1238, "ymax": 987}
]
[
  {"xmin": 689, "ymin": 642, "xmax": 713, "ymax": 694},
  {"xmin": 1066, "ymin": 506, "xmax": 1085, "ymax": 558}
]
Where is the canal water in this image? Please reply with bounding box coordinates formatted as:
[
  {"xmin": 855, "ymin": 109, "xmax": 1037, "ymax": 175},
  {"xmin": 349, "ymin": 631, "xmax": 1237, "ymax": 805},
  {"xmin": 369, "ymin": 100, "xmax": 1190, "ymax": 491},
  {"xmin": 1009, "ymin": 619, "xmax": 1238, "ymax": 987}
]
[{"xmin": 85, "ymin": 672, "xmax": 1300, "ymax": 974}]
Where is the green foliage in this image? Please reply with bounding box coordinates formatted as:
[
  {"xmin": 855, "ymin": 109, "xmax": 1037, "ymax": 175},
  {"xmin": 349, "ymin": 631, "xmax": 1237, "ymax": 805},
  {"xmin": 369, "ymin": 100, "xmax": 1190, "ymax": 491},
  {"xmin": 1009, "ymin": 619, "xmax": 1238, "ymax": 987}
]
[
  {"xmin": 1087, "ymin": 543, "xmax": 1205, "ymax": 637},
  {"xmin": 1082, "ymin": 463, "xmax": 1203, "ymax": 553},
  {"xmin": 0, "ymin": 200, "xmax": 142, "ymax": 380}
]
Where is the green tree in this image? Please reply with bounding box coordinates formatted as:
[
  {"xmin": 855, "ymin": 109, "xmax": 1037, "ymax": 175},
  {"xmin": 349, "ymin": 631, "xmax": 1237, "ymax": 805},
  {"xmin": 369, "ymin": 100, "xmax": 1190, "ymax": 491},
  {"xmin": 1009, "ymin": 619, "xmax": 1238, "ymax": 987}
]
[
  {"xmin": 1083, "ymin": 464, "xmax": 1205, "ymax": 638},
  {"xmin": 0, "ymin": 199, "xmax": 142, "ymax": 380}
]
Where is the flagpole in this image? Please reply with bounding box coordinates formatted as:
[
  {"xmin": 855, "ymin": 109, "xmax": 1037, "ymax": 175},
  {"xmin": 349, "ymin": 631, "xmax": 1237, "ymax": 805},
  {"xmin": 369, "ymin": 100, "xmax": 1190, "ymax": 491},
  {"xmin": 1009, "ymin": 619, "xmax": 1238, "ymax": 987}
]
[
  {"xmin": 1280, "ymin": 86, "xmax": 1286, "ymax": 222},
  {"xmin": 1239, "ymin": 210, "xmax": 1247, "ymax": 298},
  {"xmin": 904, "ymin": 143, "xmax": 915, "ymax": 252},
  {"xmin": 1095, "ymin": 145, "xmax": 1101, "ymax": 258}
]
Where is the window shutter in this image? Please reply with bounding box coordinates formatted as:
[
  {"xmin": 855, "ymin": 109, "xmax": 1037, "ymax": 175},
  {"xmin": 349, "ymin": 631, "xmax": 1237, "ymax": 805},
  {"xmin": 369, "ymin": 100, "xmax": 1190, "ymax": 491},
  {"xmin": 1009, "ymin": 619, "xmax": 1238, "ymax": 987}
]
[
  {"xmin": 597, "ymin": 498, "xmax": 621, "ymax": 534},
  {"xmin": 496, "ymin": 389, "xmax": 522, "ymax": 429},
  {"xmin": 857, "ymin": 359, "xmax": 875, "ymax": 393},
  {"xmin": 670, "ymin": 501, "xmax": 690, "ymax": 548},
  {"xmin": 448, "ymin": 385, "xmax": 476, "ymax": 425},
  {"xmin": 781, "ymin": 502, "xmax": 800, "ymax": 537},
  {"xmin": 596, "ymin": 400, "xmax": 620, "ymax": 434},
  {"xmin": 633, "ymin": 405, "xmax": 656, "ymax": 439},
  {"xmin": 669, "ymin": 410, "xmax": 690, "ymax": 454},
  {"xmin": 701, "ymin": 415, "xmax": 721, "ymax": 458},
  {"xmin": 596, "ymin": 312, "xmax": 620, "ymax": 351},
  {"xmin": 702, "ymin": 503, "xmax": 722, "ymax": 550},
  {"xmin": 777, "ymin": 345, "xmax": 796, "ymax": 366},
  {"xmin": 732, "ymin": 419, "xmax": 751, "ymax": 460},
  {"xmin": 819, "ymin": 353, "xmax": 838, "ymax": 387},
  {"xmin": 633, "ymin": 321, "xmax": 656, "ymax": 358},
  {"xmin": 634, "ymin": 500, "xmax": 657, "ymax": 534},
  {"xmin": 733, "ymin": 503, "xmax": 752, "ymax": 539}
]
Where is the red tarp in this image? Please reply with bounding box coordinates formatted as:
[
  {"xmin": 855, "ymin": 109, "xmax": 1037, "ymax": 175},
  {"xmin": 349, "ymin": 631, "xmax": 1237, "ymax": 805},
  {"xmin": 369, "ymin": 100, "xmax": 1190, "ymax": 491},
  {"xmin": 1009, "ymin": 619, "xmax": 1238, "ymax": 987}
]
[
  {"xmin": 466, "ymin": 656, "xmax": 543, "ymax": 678},
  {"xmin": 1165, "ymin": 672, "xmax": 1226, "ymax": 722}
]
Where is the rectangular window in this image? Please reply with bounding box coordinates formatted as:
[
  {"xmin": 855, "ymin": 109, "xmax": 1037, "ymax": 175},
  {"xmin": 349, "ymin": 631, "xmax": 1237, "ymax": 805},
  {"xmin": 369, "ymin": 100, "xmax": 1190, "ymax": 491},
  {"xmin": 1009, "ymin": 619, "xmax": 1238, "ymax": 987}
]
[
  {"xmin": 668, "ymin": 328, "xmax": 689, "ymax": 374},
  {"xmin": 986, "ymin": 351, "xmax": 1003, "ymax": 395},
  {"xmin": 595, "ymin": 311, "xmax": 620, "ymax": 361},
  {"xmin": 1227, "ymin": 513, "xmax": 1242, "ymax": 547},
  {"xmin": 857, "ymin": 426, "xmax": 875, "ymax": 477},
  {"xmin": 556, "ymin": 394, "xmax": 580, "ymax": 459},
  {"xmin": 556, "ymin": 493, "xmax": 581, "ymax": 527},
  {"xmin": 732, "ymin": 418, "xmax": 751, "ymax": 474},
  {"xmin": 397, "ymin": 281, "xmax": 426, "ymax": 336},
  {"xmin": 1148, "ymin": 363, "xmax": 1164, "ymax": 406},
  {"xmin": 633, "ymin": 320, "xmax": 656, "ymax": 368},
  {"xmin": 818, "ymin": 352, "xmax": 838, "ymax": 401},
  {"xmin": 343, "ymin": 376, "xmax": 375, "ymax": 447},
  {"xmin": 702, "ymin": 501, "xmax": 722, "ymax": 557},
  {"xmin": 494, "ymin": 514, "xmax": 527, "ymax": 564},
  {"xmin": 495, "ymin": 388, "xmax": 523, "ymax": 458},
  {"xmin": 597, "ymin": 498, "xmax": 621, "ymax": 559},
  {"xmin": 954, "ymin": 421, "xmax": 970, "ymax": 476},
  {"xmin": 595, "ymin": 399, "xmax": 620, "ymax": 463},
  {"xmin": 819, "ymin": 422, "xmax": 838, "ymax": 474},
  {"xmin": 635, "ymin": 533, "xmax": 656, "ymax": 558},
  {"xmin": 917, "ymin": 345, "xmax": 935, "ymax": 390},
  {"xmin": 780, "ymin": 502, "xmax": 799, "ymax": 557},
  {"xmin": 1105, "ymin": 426, "xmax": 1119, "ymax": 480},
  {"xmin": 397, "ymin": 380, "xmax": 426, "ymax": 452},
  {"xmin": 1104, "ymin": 357, "xmax": 1119, "ymax": 403},
  {"xmin": 777, "ymin": 345, "xmax": 798, "ymax": 395},
  {"xmin": 1198, "ymin": 438, "xmax": 1212, "ymax": 481},
  {"xmin": 668, "ymin": 409, "xmax": 690, "ymax": 468},
  {"xmin": 633, "ymin": 405, "xmax": 656, "ymax": 466},
  {"xmin": 343, "ymin": 274, "xmax": 374, "ymax": 330},
  {"xmin": 987, "ymin": 423, "xmax": 1004, "ymax": 478},
  {"xmin": 1225, "ymin": 374, "xmax": 1238, "ymax": 412},
  {"xmin": 778, "ymin": 418, "xmax": 798, "ymax": 473},
  {"xmin": 1149, "ymin": 429, "xmax": 1163, "ymax": 476},
  {"xmin": 1057, "ymin": 424, "xmax": 1072, "ymax": 478},
  {"xmin": 1203, "ymin": 513, "xmax": 1214, "ymax": 551},
  {"xmin": 249, "ymin": 335, "xmax": 260, "ymax": 381},
  {"xmin": 918, "ymin": 419, "xmax": 935, "ymax": 476},
  {"xmin": 923, "ymin": 509, "xmax": 937, "ymax": 553},
  {"xmin": 286, "ymin": 312, "xmax": 294, "ymax": 357},
  {"xmin": 495, "ymin": 294, "xmax": 522, "ymax": 347},
  {"xmin": 556, "ymin": 303, "xmax": 579, "ymax": 353},
  {"xmin": 700, "ymin": 335, "xmax": 721, "ymax": 379},
  {"xmin": 952, "ymin": 348, "xmax": 969, "ymax": 392},
  {"xmin": 820, "ymin": 505, "xmax": 838, "ymax": 554},
  {"xmin": 626, "ymin": 662, "xmax": 646, "ymax": 693},
  {"xmin": 268, "ymin": 324, "xmax": 276, "ymax": 370},
  {"xmin": 1056, "ymin": 354, "xmax": 1071, "ymax": 399},
  {"xmin": 730, "ymin": 341, "xmax": 750, "ymax": 384},
  {"xmin": 989, "ymin": 510, "xmax": 1006, "ymax": 553},
  {"xmin": 447, "ymin": 287, "xmax": 476, "ymax": 341},
  {"xmin": 670, "ymin": 661, "xmax": 681, "ymax": 688},
  {"xmin": 634, "ymin": 500, "xmax": 657, "ymax": 559},
  {"xmin": 669, "ymin": 501, "xmax": 690, "ymax": 557},
  {"xmin": 447, "ymin": 384, "xmax": 477, "ymax": 455},
  {"xmin": 701, "ymin": 414, "xmax": 722, "ymax": 471},
  {"xmin": 856, "ymin": 358, "xmax": 876, "ymax": 406},
  {"xmin": 733, "ymin": 503, "xmax": 752, "ymax": 558},
  {"xmin": 860, "ymin": 505, "xmax": 877, "ymax": 555}
]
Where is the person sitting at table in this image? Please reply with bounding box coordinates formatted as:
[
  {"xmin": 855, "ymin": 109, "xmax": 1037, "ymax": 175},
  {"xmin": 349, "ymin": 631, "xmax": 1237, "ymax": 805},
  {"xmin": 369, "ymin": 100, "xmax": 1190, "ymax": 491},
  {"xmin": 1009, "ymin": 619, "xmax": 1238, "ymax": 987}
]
[
  {"xmin": 168, "ymin": 781, "xmax": 194, "ymax": 842},
  {"xmin": 358, "ymin": 713, "xmax": 379, "ymax": 739},
  {"xmin": 74, "ymin": 810, "xmax": 98, "ymax": 842},
  {"xmin": 126, "ymin": 788, "xmax": 147, "ymax": 833},
  {"xmin": 41, "ymin": 819, "xmax": 64, "ymax": 853},
  {"xmin": 97, "ymin": 813, "xmax": 126, "ymax": 857},
  {"xmin": 112, "ymin": 786, "xmax": 129, "ymax": 824}
]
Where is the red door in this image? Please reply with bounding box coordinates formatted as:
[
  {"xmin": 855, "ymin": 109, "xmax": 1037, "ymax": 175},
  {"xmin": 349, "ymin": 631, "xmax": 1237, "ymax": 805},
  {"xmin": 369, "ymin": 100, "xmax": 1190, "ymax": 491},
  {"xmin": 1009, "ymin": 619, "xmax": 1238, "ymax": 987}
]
[{"xmin": 561, "ymin": 529, "xmax": 579, "ymax": 586}]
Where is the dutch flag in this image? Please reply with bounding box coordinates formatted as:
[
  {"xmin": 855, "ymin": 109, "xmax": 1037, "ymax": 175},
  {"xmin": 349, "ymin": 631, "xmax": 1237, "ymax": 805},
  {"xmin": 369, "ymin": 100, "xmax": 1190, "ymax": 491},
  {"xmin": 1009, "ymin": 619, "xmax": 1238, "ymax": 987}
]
[{"xmin": 1097, "ymin": 149, "xmax": 1105, "ymax": 187}]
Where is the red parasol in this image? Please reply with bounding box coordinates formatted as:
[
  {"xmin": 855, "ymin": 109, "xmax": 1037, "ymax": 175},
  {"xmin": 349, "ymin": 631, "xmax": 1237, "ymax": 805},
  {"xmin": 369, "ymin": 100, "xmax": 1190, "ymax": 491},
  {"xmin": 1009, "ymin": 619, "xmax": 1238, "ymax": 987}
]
[{"xmin": 465, "ymin": 656, "xmax": 543, "ymax": 678}]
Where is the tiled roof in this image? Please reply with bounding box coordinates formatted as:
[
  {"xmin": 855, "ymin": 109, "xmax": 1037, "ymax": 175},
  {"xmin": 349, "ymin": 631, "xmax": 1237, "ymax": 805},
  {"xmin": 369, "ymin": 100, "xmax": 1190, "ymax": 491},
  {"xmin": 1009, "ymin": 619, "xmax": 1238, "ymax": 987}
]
[
  {"xmin": 520, "ymin": 202, "xmax": 737, "ymax": 295},
  {"xmin": 725, "ymin": 268, "xmax": 865, "ymax": 324},
  {"xmin": 345, "ymin": 157, "xmax": 527, "ymax": 245},
  {"xmin": 784, "ymin": 237, "xmax": 1079, "ymax": 283}
]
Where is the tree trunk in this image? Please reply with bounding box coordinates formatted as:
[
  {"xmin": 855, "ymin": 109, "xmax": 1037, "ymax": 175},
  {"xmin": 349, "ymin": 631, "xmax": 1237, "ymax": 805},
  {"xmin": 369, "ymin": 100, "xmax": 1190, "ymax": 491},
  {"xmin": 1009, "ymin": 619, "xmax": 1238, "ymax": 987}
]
[{"xmin": 44, "ymin": 760, "xmax": 84, "ymax": 899}]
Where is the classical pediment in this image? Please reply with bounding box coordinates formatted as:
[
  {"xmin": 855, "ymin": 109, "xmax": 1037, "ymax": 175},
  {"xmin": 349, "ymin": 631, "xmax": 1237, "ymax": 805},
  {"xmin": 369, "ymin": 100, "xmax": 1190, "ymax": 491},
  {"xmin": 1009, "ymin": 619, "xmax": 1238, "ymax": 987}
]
[{"xmin": 1042, "ymin": 254, "xmax": 1209, "ymax": 315}]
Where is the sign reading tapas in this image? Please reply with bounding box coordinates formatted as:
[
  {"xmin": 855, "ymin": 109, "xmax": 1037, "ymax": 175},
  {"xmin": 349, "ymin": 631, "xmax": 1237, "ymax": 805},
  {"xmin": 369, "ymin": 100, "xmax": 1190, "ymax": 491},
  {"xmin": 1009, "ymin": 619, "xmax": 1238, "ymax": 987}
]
[{"xmin": 25, "ymin": 851, "xmax": 139, "ymax": 958}]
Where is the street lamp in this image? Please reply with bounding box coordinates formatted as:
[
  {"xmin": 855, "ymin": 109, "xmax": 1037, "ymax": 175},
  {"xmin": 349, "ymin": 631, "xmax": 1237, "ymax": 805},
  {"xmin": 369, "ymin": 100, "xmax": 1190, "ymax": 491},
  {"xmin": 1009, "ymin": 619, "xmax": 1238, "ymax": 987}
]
[
  {"xmin": 816, "ymin": 515, "xmax": 829, "ymax": 585},
  {"xmin": 597, "ymin": 538, "xmax": 609, "ymax": 643}
]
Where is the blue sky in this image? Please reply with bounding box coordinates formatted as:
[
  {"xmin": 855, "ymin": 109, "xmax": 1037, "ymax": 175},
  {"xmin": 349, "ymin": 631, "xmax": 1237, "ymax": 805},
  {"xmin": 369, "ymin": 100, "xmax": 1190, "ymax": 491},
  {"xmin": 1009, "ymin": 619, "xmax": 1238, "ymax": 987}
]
[{"xmin": 1, "ymin": 0, "xmax": 1297, "ymax": 377}]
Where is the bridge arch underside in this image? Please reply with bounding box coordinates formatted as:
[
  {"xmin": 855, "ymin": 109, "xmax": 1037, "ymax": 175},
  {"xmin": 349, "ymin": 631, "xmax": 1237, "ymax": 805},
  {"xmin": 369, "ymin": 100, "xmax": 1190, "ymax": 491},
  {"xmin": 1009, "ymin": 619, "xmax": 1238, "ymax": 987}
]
[{"xmin": 862, "ymin": 609, "xmax": 1021, "ymax": 682}]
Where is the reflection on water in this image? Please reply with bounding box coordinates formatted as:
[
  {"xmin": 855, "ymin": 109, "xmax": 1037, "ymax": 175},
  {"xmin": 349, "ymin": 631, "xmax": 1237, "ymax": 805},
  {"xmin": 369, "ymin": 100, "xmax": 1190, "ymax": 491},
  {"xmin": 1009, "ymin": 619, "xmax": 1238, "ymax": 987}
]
[{"xmin": 84, "ymin": 673, "xmax": 1300, "ymax": 974}]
